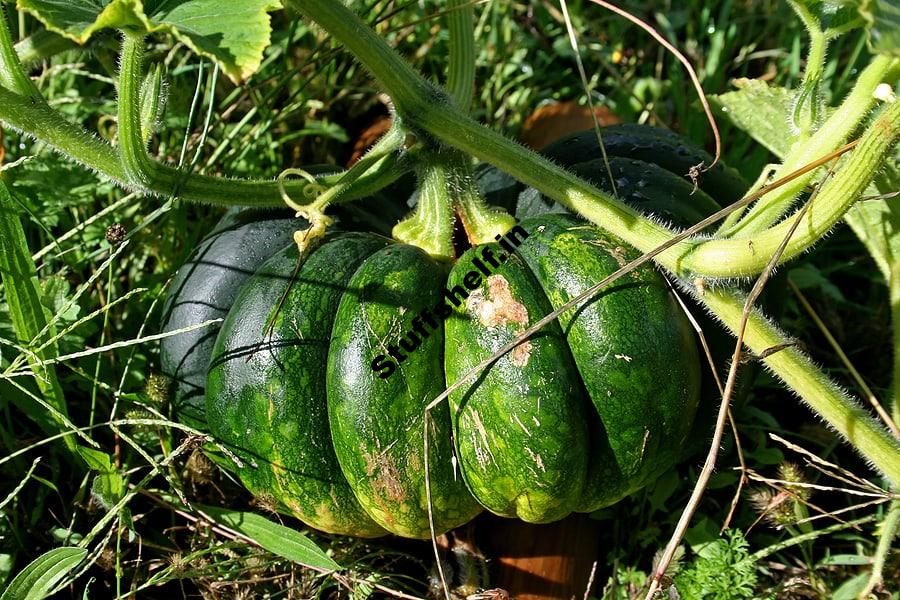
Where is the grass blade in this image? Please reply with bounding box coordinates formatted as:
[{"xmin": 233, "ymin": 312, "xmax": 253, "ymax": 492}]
[
  {"xmin": 0, "ymin": 181, "xmax": 75, "ymax": 452},
  {"xmin": 0, "ymin": 546, "xmax": 87, "ymax": 600},
  {"xmin": 196, "ymin": 504, "xmax": 341, "ymax": 573}
]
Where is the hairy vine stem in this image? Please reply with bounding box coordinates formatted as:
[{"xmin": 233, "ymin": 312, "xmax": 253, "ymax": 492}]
[
  {"xmin": 0, "ymin": 81, "xmax": 402, "ymax": 206},
  {"xmin": 449, "ymin": 151, "xmax": 516, "ymax": 244},
  {"xmin": 286, "ymin": 0, "xmax": 898, "ymax": 279},
  {"xmin": 723, "ymin": 54, "xmax": 898, "ymax": 237},
  {"xmin": 681, "ymin": 99, "xmax": 900, "ymax": 277},
  {"xmin": 700, "ymin": 287, "xmax": 900, "ymax": 486},
  {"xmin": 445, "ymin": 0, "xmax": 475, "ymax": 112},
  {"xmin": 0, "ymin": 13, "xmax": 403, "ymax": 207},
  {"xmin": 393, "ymin": 151, "xmax": 457, "ymax": 260},
  {"xmin": 118, "ymin": 34, "xmax": 156, "ymax": 189}
]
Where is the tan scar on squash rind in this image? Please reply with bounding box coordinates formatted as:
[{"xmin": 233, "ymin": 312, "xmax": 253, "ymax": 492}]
[{"xmin": 466, "ymin": 275, "xmax": 532, "ymax": 366}]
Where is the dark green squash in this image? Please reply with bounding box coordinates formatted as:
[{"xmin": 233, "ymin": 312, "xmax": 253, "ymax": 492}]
[
  {"xmin": 540, "ymin": 123, "xmax": 748, "ymax": 204},
  {"xmin": 327, "ymin": 244, "xmax": 482, "ymax": 538},
  {"xmin": 514, "ymin": 214, "xmax": 701, "ymax": 509},
  {"xmin": 444, "ymin": 244, "xmax": 589, "ymax": 523},
  {"xmin": 159, "ymin": 208, "xmax": 297, "ymax": 430},
  {"xmin": 196, "ymin": 214, "xmax": 700, "ymax": 538},
  {"xmin": 158, "ymin": 124, "xmax": 740, "ymax": 539},
  {"xmin": 206, "ymin": 234, "xmax": 391, "ymax": 537}
]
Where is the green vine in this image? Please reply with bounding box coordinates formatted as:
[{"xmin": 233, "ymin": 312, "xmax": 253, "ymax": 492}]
[
  {"xmin": 722, "ymin": 54, "xmax": 898, "ymax": 237},
  {"xmin": 680, "ymin": 100, "xmax": 900, "ymax": 278},
  {"xmin": 446, "ymin": 0, "xmax": 476, "ymax": 112},
  {"xmin": 700, "ymin": 287, "xmax": 900, "ymax": 485},
  {"xmin": 786, "ymin": 0, "xmax": 828, "ymax": 139},
  {"xmin": 0, "ymin": 5, "xmax": 37, "ymax": 96},
  {"xmin": 118, "ymin": 34, "xmax": 156, "ymax": 189},
  {"xmin": 0, "ymin": 12, "xmax": 405, "ymax": 207},
  {"xmin": 447, "ymin": 152, "xmax": 516, "ymax": 244},
  {"xmin": 0, "ymin": 80, "xmax": 405, "ymax": 206}
]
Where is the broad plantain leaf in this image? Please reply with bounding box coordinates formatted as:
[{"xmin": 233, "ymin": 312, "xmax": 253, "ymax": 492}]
[
  {"xmin": 711, "ymin": 78, "xmax": 798, "ymax": 158},
  {"xmin": 16, "ymin": 0, "xmax": 282, "ymax": 82},
  {"xmin": 0, "ymin": 546, "xmax": 86, "ymax": 600},
  {"xmin": 196, "ymin": 504, "xmax": 341, "ymax": 572}
]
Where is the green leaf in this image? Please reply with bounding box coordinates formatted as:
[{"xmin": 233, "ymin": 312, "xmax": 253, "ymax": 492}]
[
  {"xmin": 15, "ymin": 1, "xmax": 149, "ymax": 42},
  {"xmin": 843, "ymin": 156, "xmax": 900, "ymax": 283},
  {"xmin": 16, "ymin": 0, "xmax": 282, "ymax": 82},
  {"xmin": 0, "ymin": 552, "xmax": 12, "ymax": 590},
  {"xmin": 831, "ymin": 573, "xmax": 871, "ymax": 600},
  {"xmin": 858, "ymin": 0, "xmax": 900, "ymax": 56},
  {"xmin": 786, "ymin": 1, "xmax": 864, "ymax": 35},
  {"xmin": 76, "ymin": 447, "xmax": 125, "ymax": 508},
  {"xmin": 76, "ymin": 446, "xmax": 113, "ymax": 472},
  {"xmin": 40, "ymin": 277, "xmax": 80, "ymax": 323},
  {"xmin": 648, "ymin": 469, "xmax": 679, "ymax": 510},
  {"xmin": 711, "ymin": 78, "xmax": 798, "ymax": 158},
  {"xmin": 819, "ymin": 553, "xmax": 872, "ymax": 565},
  {"xmin": 0, "ymin": 181, "xmax": 74, "ymax": 451},
  {"xmin": 196, "ymin": 504, "xmax": 341, "ymax": 572},
  {"xmin": 0, "ymin": 546, "xmax": 87, "ymax": 600}
]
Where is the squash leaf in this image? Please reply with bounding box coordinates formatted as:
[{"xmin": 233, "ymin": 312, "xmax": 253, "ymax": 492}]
[
  {"xmin": 196, "ymin": 504, "xmax": 341, "ymax": 572},
  {"xmin": 16, "ymin": 0, "xmax": 282, "ymax": 82},
  {"xmin": 855, "ymin": 0, "xmax": 900, "ymax": 55},
  {"xmin": 843, "ymin": 155, "xmax": 900, "ymax": 283},
  {"xmin": 711, "ymin": 79, "xmax": 798, "ymax": 158},
  {"xmin": 0, "ymin": 546, "xmax": 86, "ymax": 600}
]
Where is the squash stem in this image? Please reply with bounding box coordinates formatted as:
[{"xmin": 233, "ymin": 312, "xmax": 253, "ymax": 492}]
[
  {"xmin": 284, "ymin": 122, "xmax": 408, "ymax": 252},
  {"xmin": 720, "ymin": 55, "xmax": 898, "ymax": 238},
  {"xmin": 448, "ymin": 152, "xmax": 516, "ymax": 245},
  {"xmin": 308, "ymin": 121, "xmax": 408, "ymax": 211},
  {"xmin": 446, "ymin": 0, "xmax": 476, "ymax": 113},
  {"xmin": 0, "ymin": 24, "xmax": 403, "ymax": 207},
  {"xmin": 393, "ymin": 153, "xmax": 457, "ymax": 261},
  {"xmin": 680, "ymin": 100, "xmax": 900, "ymax": 277},
  {"xmin": 700, "ymin": 287, "xmax": 900, "ymax": 487},
  {"xmin": 118, "ymin": 34, "xmax": 158, "ymax": 189},
  {"xmin": 786, "ymin": 0, "xmax": 828, "ymax": 140}
]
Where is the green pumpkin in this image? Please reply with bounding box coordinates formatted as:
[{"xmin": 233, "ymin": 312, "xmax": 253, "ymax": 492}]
[{"xmin": 159, "ymin": 125, "xmax": 753, "ymax": 538}]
